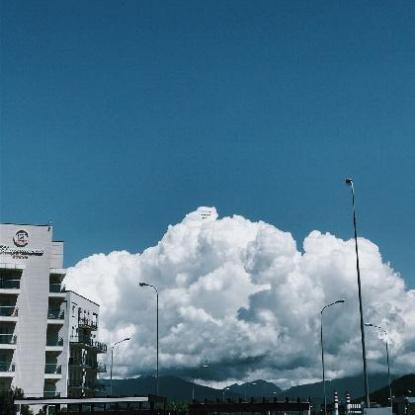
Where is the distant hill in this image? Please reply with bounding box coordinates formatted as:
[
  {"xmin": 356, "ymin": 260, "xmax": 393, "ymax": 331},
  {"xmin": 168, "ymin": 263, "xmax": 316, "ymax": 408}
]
[
  {"xmin": 101, "ymin": 376, "xmax": 281, "ymax": 401},
  {"xmin": 101, "ymin": 376, "xmax": 230, "ymax": 401},
  {"xmin": 226, "ymin": 380, "xmax": 282, "ymax": 398},
  {"xmin": 283, "ymin": 373, "xmax": 390, "ymax": 402},
  {"xmin": 355, "ymin": 374, "xmax": 415, "ymax": 405},
  {"xmin": 100, "ymin": 373, "xmax": 401, "ymax": 403}
]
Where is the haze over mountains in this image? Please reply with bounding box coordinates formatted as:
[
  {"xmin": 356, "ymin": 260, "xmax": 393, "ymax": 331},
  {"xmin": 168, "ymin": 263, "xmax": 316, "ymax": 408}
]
[{"xmin": 102, "ymin": 373, "xmax": 400, "ymax": 402}]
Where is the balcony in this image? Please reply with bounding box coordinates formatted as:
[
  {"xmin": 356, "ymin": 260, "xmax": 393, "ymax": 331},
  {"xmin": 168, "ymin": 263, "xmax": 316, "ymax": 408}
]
[
  {"xmin": 49, "ymin": 283, "xmax": 66, "ymax": 298},
  {"xmin": 0, "ymin": 279, "xmax": 20, "ymax": 290},
  {"xmin": 47, "ymin": 308, "xmax": 65, "ymax": 323},
  {"xmin": 45, "ymin": 336, "xmax": 64, "ymax": 352},
  {"xmin": 0, "ymin": 334, "xmax": 16, "ymax": 345},
  {"xmin": 0, "ymin": 362, "xmax": 15, "ymax": 373},
  {"xmin": 50, "ymin": 283, "xmax": 64, "ymax": 293},
  {"xmin": 70, "ymin": 336, "xmax": 107, "ymax": 353},
  {"xmin": 68, "ymin": 382, "xmax": 105, "ymax": 391},
  {"xmin": 44, "ymin": 363, "xmax": 62, "ymax": 380},
  {"xmin": 44, "ymin": 391, "xmax": 60, "ymax": 398},
  {"xmin": 97, "ymin": 362, "xmax": 107, "ymax": 373},
  {"xmin": 78, "ymin": 316, "xmax": 98, "ymax": 331},
  {"xmin": 69, "ymin": 360, "xmax": 106, "ymax": 372},
  {"xmin": 0, "ymin": 306, "xmax": 18, "ymax": 322},
  {"xmin": 46, "ymin": 337, "xmax": 63, "ymax": 347},
  {"xmin": 45, "ymin": 364, "xmax": 62, "ymax": 374}
]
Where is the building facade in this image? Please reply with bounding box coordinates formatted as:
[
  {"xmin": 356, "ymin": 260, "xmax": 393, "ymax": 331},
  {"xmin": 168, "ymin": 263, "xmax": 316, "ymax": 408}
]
[{"xmin": 0, "ymin": 223, "xmax": 106, "ymax": 397}]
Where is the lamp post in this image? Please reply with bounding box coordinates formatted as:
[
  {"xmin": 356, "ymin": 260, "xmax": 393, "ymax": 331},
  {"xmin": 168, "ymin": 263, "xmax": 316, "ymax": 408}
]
[
  {"xmin": 192, "ymin": 362, "xmax": 209, "ymax": 401},
  {"xmin": 365, "ymin": 323, "xmax": 392, "ymax": 406},
  {"xmin": 139, "ymin": 282, "xmax": 159, "ymax": 396},
  {"xmin": 110, "ymin": 337, "xmax": 131, "ymax": 396},
  {"xmin": 321, "ymin": 299, "xmax": 345, "ymax": 415},
  {"xmin": 345, "ymin": 178, "xmax": 370, "ymax": 408}
]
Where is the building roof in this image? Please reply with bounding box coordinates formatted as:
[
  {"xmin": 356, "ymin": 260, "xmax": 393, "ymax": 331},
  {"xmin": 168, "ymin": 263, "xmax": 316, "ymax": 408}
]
[
  {"xmin": 15, "ymin": 397, "xmax": 150, "ymax": 406},
  {"xmin": 66, "ymin": 289, "xmax": 100, "ymax": 307},
  {"xmin": 1, "ymin": 222, "xmax": 52, "ymax": 227}
]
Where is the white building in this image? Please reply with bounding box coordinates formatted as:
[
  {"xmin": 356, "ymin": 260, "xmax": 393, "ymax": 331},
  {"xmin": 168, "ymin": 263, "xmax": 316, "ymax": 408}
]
[{"xmin": 0, "ymin": 223, "xmax": 106, "ymax": 397}]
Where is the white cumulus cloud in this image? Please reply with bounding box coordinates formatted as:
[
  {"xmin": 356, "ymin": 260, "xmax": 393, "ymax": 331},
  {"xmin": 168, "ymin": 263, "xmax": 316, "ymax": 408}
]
[{"xmin": 64, "ymin": 207, "xmax": 415, "ymax": 388}]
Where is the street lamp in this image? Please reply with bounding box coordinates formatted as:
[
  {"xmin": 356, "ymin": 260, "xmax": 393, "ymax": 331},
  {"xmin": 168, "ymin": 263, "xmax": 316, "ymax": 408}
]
[
  {"xmin": 139, "ymin": 282, "xmax": 159, "ymax": 396},
  {"xmin": 321, "ymin": 299, "xmax": 345, "ymax": 415},
  {"xmin": 345, "ymin": 178, "xmax": 370, "ymax": 408},
  {"xmin": 110, "ymin": 337, "xmax": 131, "ymax": 396},
  {"xmin": 192, "ymin": 362, "xmax": 209, "ymax": 401},
  {"xmin": 365, "ymin": 323, "xmax": 392, "ymax": 406}
]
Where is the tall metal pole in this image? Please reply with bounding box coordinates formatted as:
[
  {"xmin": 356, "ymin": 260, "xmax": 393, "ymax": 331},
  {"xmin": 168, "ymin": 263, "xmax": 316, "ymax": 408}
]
[
  {"xmin": 109, "ymin": 337, "xmax": 131, "ymax": 396},
  {"xmin": 139, "ymin": 282, "xmax": 159, "ymax": 396},
  {"xmin": 365, "ymin": 323, "xmax": 392, "ymax": 406},
  {"xmin": 321, "ymin": 300, "xmax": 345, "ymax": 415},
  {"xmin": 156, "ymin": 288, "xmax": 159, "ymax": 396},
  {"xmin": 345, "ymin": 178, "xmax": 370, "ymax": 408},
  {"xmin": 110, "ymin": 347, "xmax": 114, "ymax": 396},
  {"xmin": 321, "ymin": 314, "xmax": 327, "ymax": 415},
  {"xmin": 386, "ymin": 340, "xmax": 392, "ymax": 406}
]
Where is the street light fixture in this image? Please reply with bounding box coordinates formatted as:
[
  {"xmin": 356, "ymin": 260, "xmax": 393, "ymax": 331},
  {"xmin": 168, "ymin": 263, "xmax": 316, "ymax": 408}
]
[
  {"xmin": 365, "ymin": 323, "xmax": 393, "ymax": 406},
  {"xmin": 110, "ymin": 337, "xmax": 131, "ymax": 396},
  {"xmin": 192, "ymin": 361, "xmax": 209, "ymax": 401},
  {"xmin": 345, "ymin": 178, "xmax": 370, "ymax": 408},
  {"xmin": 139, "ymin": 281, "xmax": 159, "ymax": 396},
  {"xmin": 321, "ymin": 299, "xmax": 345, "ymax": 415}
]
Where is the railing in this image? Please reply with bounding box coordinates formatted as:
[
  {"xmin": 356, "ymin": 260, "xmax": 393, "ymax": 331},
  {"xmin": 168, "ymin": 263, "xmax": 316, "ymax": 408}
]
[
  {"xmin": 45, "ymin": 363, "xmax": 62, "ymax": 374},
  {"xmin": 68, "ymin": 383, "xmax": 105, "ymax": 391},
  {"xmin": 47, "ymin": 309, "xmax": 65, "ymax": 319},
  {"xmin": 49, "ymin": 283, "xmax": 65, "ymax": 293},
  {"xmin": 44, "ymin": 391, "xmax": 60, "ymax": 398},
  {"xmin": 69, "ymin": 361, "xmax": 106, "ymax": 372},
  {"xmin": 95, "ymin": 340, "xmax": 107, "ymax": 353},
  {"xmin": 78, "ymin": 316, "xmax": 98, "ymax": 330},
  {"xmin": 46, "ymin": 337, "xmax": 63, "ymax": 346},
  {"xmin": 0, "ymin": 362, "xmax": 15, "ymax": 372},
  {"xmin": 0, "ymin": 306, "xmax": 18, "ymax": 317},
  {"xmin": 97, "ymin": 362, "xmax": 107, "ymax": 373},
  {"xmin": 70, "ymin": 336, "xmax": 107, "ymax": 353},
  {"xmin": 0, "ymin": 334, "xmax": 17, "ymax": 344},
  {"xmin": 0, "ymin": 279, "xmax": 20, "ymax": 289}
]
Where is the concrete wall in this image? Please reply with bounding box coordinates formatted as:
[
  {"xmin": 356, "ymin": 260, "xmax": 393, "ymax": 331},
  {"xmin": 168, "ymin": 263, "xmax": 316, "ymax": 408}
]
[{"xmin": 0, "ymin": 224, "xmax": 55, "ymax": 396}]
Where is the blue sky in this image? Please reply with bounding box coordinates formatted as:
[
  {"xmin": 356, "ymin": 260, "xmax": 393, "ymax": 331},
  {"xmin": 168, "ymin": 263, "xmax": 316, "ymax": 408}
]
[{"xmin": 2, "ymin": 0, "xmax": 415, "ymax": 287}]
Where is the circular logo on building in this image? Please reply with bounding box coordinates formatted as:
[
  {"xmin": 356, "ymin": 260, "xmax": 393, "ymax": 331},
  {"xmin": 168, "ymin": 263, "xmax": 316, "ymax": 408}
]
[{"xmin": 13, "ymin": 230, "xmax": 29, "ymax": 247}]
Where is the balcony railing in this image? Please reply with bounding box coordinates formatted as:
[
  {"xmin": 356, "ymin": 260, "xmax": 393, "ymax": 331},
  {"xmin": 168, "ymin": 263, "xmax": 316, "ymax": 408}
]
[
  {"xmin": 46, "ymin": 337, "xmax": 63, "ymax": 346},
  {"xmin": 45, "ymin": 364, "xmax": 62, "ymax": 374},
  {"xmin": 68, "ymin": 383, "xmax": 105, "ymax": 391},
  {"xmin": 0, "ymin": 279, "xmax": 20, "ymax": 289},
  {"xmin": 44, "ymin": 391, "xmax": 60, "ymax": 398},
  {"xmin": 0, "ymin": 334, "xmax": 17, "ymax": 344},
  {"xmin": 48, "ymin": 309, "xmax": 65, "ymax": 320},
  {"xmin": 68, "ymin": 360, "xmax": 106, "ymax": 371},
  {"xmin": 78, "ymin": 317, "xmax": 98, "ymax": 330},
  {"xmin": 70, "ymin": 336, "xmax": 107, "ymax": 353},
  {"xmin": 49, "ymin": 283, "xmax": 65, "ymax": 293},
  {"xmin": 0, "ymin": 362, "xmax": 15, "ymax": 372},
  {"xmin": 0, "ymin": 306, "xmax": 18, "ymax": 317},
  {"xmin": 97, "ymin": 362, "xmax": 106, "ymax": 372}
]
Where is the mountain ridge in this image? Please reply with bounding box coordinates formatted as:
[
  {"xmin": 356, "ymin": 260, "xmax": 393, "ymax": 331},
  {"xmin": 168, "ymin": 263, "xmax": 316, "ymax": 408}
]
[{"xmin": 100, "ymin": 373, "xmax": 412, "ymax": 402}]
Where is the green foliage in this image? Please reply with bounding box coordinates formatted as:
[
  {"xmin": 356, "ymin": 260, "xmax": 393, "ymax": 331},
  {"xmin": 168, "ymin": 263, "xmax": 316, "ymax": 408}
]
[
  {"xmin": 0, "ymin": 387, "xmax": 32, "ymax": 415},
  {"xmin": 166, "ymin": 400, "xmax": 189, "ymax": 415}
]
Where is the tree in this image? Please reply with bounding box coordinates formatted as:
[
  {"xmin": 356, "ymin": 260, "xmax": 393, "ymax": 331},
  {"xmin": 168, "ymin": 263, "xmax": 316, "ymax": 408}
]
[{"xmin": 0, "ymin": 387, "xmax": 32, "ymax": 415}]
